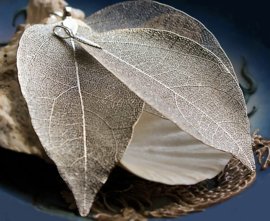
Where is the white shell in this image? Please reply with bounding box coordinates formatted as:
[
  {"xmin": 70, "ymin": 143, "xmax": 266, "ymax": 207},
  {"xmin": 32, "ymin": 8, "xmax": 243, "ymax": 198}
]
[{"xmin": 120, "ymin": 111, "xmax": 232, "ymax": 185}]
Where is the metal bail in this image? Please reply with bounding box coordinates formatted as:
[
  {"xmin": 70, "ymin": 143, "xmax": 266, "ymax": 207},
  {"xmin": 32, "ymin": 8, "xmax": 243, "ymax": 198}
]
[
  {"xmin": 53, "ymin": 25, "xmax": 102, "ymax": 49},
  {"xmin": 53, "ymin": 25, "xmax": 74, "ymax": 39}
]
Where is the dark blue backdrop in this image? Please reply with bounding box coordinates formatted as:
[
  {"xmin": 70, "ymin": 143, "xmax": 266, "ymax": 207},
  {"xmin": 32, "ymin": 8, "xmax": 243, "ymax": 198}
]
[{"xmin": 0, "ymin": 0, "xmax": 270, "ymax": 221}]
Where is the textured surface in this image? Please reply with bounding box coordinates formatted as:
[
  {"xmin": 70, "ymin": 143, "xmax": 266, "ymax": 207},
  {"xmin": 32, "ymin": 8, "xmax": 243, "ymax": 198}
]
[
  {"xmin": 2, "ymin": 0, "xmax": 269, "ymax": 220},
  {"xmin": 85, "ymin": 0, "xmax": 236, "ymax": 79},
  {"xmin": 0, "ymin": 0, "xmax": 85, "ymax": 161},
  {"xmin": 17, "ymin": 23, "xmax": 143, "ymax": 216},
  {"xmin": 62, "ymin": 157, "xmax": 256, "ymax": 220},
  {"xmin": 79, "ymin": 27, "xmax": 255, "ymax": 171},
  {"xmin": 120, "ymin": 111, "xmax": 232, "ymax": 185}
]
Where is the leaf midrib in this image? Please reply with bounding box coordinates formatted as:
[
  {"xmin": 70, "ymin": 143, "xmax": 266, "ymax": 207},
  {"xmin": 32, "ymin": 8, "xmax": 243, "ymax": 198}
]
[
  {"xmin": 100, "ymin": 48, "xmax": 252, "ymax": 169},
  {"xmin": 71, "ymin": 39, "xmax": 88, "ymax": 210}
]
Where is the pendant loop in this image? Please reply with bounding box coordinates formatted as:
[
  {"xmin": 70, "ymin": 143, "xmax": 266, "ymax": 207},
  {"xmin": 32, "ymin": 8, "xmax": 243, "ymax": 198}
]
[{"xmin": 53, "ymin": 25, "xmax": 102, "ymax": 49}]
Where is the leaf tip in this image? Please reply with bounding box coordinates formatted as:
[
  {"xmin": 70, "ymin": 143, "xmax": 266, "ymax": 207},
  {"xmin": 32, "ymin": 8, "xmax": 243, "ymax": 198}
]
[{"xmin": 77, "ymin": 201, "xmax": 92, "ymax": 217}]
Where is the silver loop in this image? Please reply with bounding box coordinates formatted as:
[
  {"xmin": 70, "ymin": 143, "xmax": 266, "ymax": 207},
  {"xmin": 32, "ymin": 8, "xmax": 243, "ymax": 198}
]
[
  {"xmin": 53, "ymin": 25, "xmax": 74, "ymax": 39},
  {"xmin": 53, "ymin": 25, "xmax": 102, "ymax": 49}
]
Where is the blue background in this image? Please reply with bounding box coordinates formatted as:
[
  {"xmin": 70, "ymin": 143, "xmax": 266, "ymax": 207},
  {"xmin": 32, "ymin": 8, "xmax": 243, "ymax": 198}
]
[{"xmin": 0, "ymin": 0, "xmax": 270, "ymax": 221}]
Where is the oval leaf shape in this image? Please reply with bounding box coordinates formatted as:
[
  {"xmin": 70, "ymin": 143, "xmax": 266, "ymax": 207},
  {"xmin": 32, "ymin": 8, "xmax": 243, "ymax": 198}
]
[
  {"xmin": 17, "ymin": 23, "xmax": 144, "ymax": 216},
  {"xmin": 78, "ymin": 28, "xmax": 255, "ymax": 171},
  {"xmin": 85, "ymin": 0, "xmax": 236, "ymax": 78}
]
